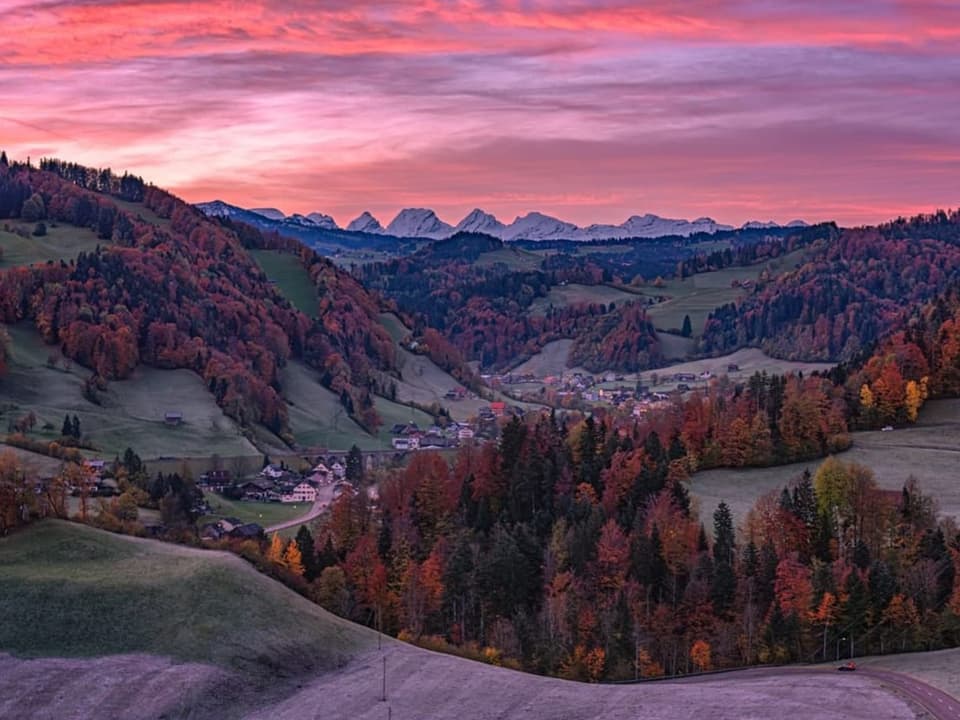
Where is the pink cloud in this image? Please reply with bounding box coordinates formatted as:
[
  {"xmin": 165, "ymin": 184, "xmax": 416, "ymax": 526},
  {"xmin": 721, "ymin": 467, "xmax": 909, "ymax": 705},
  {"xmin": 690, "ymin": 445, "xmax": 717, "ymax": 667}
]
[{"xmin": 3, "ymin": 1, "xmax": 959, "ymax": 227}]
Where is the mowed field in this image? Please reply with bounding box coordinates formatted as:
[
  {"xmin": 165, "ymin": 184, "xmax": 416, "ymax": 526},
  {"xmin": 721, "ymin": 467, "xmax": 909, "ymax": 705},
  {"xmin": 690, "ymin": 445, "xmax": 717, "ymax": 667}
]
[
  {"xmin": 689, "ymin": 398, "xmax": 960, "ymax": 526},
  {"xmin": 0, "ymin": 324, "xmax": 258, "ymax": 460},
  {"xmin": 0, "ymin": 521, "xmax": 377, "ymax": 720},
  {"xmin": 0, "ymin": 221, "xmax": 102, "ymax": 266},
  {"xmin": 0, "ymin": 522, "xmax": 925, "ymax": 720},
  {"xmin": 201, "ymin": 494, "xmax": 306, "ymax": 529},
  {"xmin": 249, "ymin": 249, "xmax": 317, "ymax": 316}
]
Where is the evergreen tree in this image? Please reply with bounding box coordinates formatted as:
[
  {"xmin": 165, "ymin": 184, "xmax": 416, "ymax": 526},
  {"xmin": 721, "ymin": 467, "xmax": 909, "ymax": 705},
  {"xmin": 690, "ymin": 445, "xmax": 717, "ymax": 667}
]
[
  {"xmin": 0, "ymin": 151, "xmax": 7, "ymax": 166},
  {"xmin": 71, "ymin": 414, "xmax": 81, "ymax": 439},
  {"xmin": 712, "ymin": 501, "xmax": 735, "ymax": 566},
  {"xmin": 345, "ymin": 444, "xmax": 364, "ymax": 486},
  {"xmin": 61, "ymin": 414, "xmax": 72, "ymax": 437},
  {"xmin": 295, "ymin": 525, "xmax": 319, "ymax": 581},
  {"xmin": 681, "ymin": 314, "xmax": 693, "ymax": 338}
]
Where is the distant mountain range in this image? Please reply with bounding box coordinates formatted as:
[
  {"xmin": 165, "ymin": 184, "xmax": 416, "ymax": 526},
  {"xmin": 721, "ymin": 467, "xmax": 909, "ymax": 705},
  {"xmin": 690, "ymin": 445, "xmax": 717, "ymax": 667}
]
[{"xmin": 197, "ymin": 200, "xmax": 809, "ymax": 241}]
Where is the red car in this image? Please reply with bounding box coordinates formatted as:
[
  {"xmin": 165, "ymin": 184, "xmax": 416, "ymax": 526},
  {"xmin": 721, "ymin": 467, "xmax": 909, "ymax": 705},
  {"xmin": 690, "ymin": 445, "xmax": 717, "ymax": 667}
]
[{"xmin": 837, "ymin": 661, "xmax": 857, "ymax": 672}]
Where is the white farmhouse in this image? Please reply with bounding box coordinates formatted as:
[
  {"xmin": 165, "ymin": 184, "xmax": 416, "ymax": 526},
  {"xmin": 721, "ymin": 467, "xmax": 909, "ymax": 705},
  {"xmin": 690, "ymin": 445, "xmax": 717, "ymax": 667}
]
[{"xmin": 281, "ymin": 482, "xmax": 318, "ymax": 504}]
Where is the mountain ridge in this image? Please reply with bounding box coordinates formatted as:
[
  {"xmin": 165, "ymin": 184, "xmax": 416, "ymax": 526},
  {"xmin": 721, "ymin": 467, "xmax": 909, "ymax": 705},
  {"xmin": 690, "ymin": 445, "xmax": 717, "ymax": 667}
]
[{"xmin": 197, "ymin": 200, "xmax": 810, "ymax": 241}]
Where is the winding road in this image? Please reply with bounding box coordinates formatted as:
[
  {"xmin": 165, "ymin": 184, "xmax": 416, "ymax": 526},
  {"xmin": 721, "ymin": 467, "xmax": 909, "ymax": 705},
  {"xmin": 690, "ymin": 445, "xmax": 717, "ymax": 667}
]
[
  {"xmin": 858, "ymin": 668, "xmax": 960, "ymax": 720},
  {"xmin": 669, "ymin": 666, "xmax": 960, "ymax": 719}
]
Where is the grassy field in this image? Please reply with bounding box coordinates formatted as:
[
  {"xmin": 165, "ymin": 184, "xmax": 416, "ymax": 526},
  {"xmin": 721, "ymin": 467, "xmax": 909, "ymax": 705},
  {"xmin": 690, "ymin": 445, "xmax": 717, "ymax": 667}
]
[
  {"xmin": 0, "ymin": 521, "xmax": 375, "ymax": 718},
  {"xmin": 689, "ymin": 398, "xmax": 960, "ymax": 526},
  {"xmin": 511, "ymin": 339, "xmax": 574, "ymax": 377},
  {"xmin": 630, "ymin": 249, "xmax": 809, "ymax": 335},
  {"xmin": 528, "ymin": 283, "xmax": 641, "ymax": 315},
  {"xmin": 201, "ymin": 494, "xmax": 306, "ymax": 528},
  {"xmin": 249, "ymin": 249, "xmax": 317, "ymax": 316},
  {"xmin": 860, "ymin": 648, "xmax": 960, "ymax": 699},
  {"xmin": 0, "ymin": 222, "xmax": 102, "ymax": 267},
  {"xmin": 282, "ymin": 360, "xmax": 380, "ymax": 450},
  {"xmin": 474, "ymin": 246, "xmax": 543, "ymax": 271},
  {"xmin": 0, "ymin": 323, "xmax": 258, "ymax": 460},
  {"xmin": 110, "ymin": 198, "xmax": 171, "ymax": 228}
]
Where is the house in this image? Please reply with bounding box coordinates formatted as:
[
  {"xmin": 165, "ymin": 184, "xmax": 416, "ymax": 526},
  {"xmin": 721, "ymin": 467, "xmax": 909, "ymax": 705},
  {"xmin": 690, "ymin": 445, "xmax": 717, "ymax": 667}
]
[
  {"xmin": 260, "ymin": 464, "xmax": 285, "ymax": 480},
  {"xmin": 727, "ymin": 363, "xmax": 740, "ymax": 372},
  {"xmin": 228, "ymin": 523, "xmax": 264, "ymax": 540},
  {"xmin": 457, "ymin": 427, "xmax": 475, "ymax": 441},
  {"xmin": 420, "ymin": 434, "xmax": 447, "ymax": 449},
  {"xmin": 163, "ymin": 411, "xmax": 183, "ymax": 426},
  {"xmin": 392, "ymin": 437, "xmax": 419, "ymax": 451},
  {"xmin": 489, "ymin": 401, "xmax": 506, "ymax": 417},
  {"xmin": 389, "ymin": 423, "xmax": 408, "ymax": 435},
  {"xmin": 311, "ymin": 462, "xmax": 330, "ymax": 479},
  {"xmin": 281, "ymin": 482, "xmax": 317, "ymax": 504},
  {"xmin": 331, "ymin": 461, "xmax": 346, "ymax": 479},
  {"xmin": 218, "ymin": 517, "xmax": 245, "ymax": 533},
  {"xmin": 239, "ymin": 479, "xmax": 272, "ymax": 500},
  {"xmin": 677, "ymin": 383, "xmax": 691, "ymax": 392}
]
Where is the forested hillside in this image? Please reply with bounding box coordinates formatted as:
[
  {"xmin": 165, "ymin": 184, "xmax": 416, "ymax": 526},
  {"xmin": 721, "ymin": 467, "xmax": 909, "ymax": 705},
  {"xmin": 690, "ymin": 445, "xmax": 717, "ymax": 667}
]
[
  {"xmin": 702, "ymin": 211, "xmax": 960, "ymax": 362},
  {"xmin": 0, "ymin": 157, "xmax": 398, "ymax": 437}
]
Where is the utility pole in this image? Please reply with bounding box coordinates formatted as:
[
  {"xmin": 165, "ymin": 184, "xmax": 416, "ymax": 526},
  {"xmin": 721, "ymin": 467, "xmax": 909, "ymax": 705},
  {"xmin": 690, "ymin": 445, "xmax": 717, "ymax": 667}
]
[{"xmin": 381, "ymin": 656, "xmax": 387, "ymax": 702}]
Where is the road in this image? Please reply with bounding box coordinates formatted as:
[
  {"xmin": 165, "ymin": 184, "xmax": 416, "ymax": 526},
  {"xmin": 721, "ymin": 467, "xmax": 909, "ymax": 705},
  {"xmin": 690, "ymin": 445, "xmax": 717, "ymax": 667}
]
[
  {"xmin": 859, "ymin": 668, "xmax": 960, "ymax": 720},
  {"xmin": 667, "ymin": 666, "xmax": 960, "ymax": 720},
  {"xmin": 264, "ymin": 483, "xmax": 337, "ymax": 533}
]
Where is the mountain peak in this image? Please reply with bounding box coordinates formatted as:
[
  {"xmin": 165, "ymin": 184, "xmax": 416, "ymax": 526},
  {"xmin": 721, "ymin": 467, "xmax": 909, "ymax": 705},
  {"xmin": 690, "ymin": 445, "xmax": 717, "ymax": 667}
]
[
  {"xmin": 385, "ymin": 208, "xmax": 453, "ymax": 239},
  {"xmin": 250, "ymin": 207, "xmax": 285, "ymax": 221},
  {"xmin": 347, "ymin": 211, "xmax": 383, "ymax": 234},
  {"xmin": 455, "ymin": 208, "xmax": 506, "ymax": 235}
]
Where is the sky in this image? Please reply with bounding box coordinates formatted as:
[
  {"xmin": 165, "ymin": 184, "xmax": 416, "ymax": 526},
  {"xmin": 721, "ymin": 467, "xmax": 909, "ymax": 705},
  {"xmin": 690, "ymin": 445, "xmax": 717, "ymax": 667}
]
[{"xmin": 3, "ymin": 0, "xmax": 959, "ymax": 228}]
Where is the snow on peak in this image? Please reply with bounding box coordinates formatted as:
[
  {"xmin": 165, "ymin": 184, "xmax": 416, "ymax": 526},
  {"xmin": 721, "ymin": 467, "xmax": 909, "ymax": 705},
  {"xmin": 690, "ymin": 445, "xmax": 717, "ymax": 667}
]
[
  {"xmin": 195, "ymin": 200, "xmax": 243, "ymax": 218},
  {"xmin": 741, "ymin": 220, "xmax": 780, "ymax": 230},
  {"xmin": 786, "ymin": 219, "xmax": 809, "ymax": 227},
  {"xmin": 307, "ymin": 212, "xmax": 339, "ymax": 230},
  {"xmin": 250, "ymin": 207, "xmax": 286, "ymax": 221},
  {"xmin": 454, "ymin": 208, "xmax": 506, "ymax": 235},
  {"xmin": 385, "ymin": 208, "xmax": 454, "ymax": 239},
  {"xmin": 503, "ymin": 212, "xmax": 580, "ymax": 241},
  {"xmin": 347, "ymin": 211, "xmax": 384, "ymax": 234}
]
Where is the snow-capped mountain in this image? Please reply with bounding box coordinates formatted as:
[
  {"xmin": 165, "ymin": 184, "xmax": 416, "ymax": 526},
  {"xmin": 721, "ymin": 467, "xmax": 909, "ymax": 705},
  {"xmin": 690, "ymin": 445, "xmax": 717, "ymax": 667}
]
[
  {"xmin": 347, "ymin": 211, "xmax": 384, "ymax": 234},
  {"xmin": 307, "ymin": 212, "xmax": 339, "ymax": 230},
  {"xmin": 195, "ymin": 200, "xmax": 244, "ymax": 218},
  {"xmin": 197, "ymin": 200, "xmax": 811, "ymax": 242},
  {"xmin": 250, "ymin": 207, "xmax": 286, "ymax": 221},
  {"xmin": 502, "ymin": 212, "xmax": 580, "ymax": 241},
  {"xmin": 455, "ymin": 209, "xmax": 507, "ymax": 236},
  {"xmin": 385, "ymin": 208, "xmax": 454, "ymax": 239}
]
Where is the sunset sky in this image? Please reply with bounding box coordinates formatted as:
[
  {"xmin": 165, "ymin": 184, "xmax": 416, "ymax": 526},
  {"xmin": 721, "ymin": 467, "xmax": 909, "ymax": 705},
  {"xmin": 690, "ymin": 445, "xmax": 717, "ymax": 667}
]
[{"xmin": 4, "ymin": 1, "xmax": 959, "ymax": 228}]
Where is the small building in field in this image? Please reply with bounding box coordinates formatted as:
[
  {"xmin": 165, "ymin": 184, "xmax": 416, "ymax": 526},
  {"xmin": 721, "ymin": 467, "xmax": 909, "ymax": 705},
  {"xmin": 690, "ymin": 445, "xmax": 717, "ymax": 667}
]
[
  {"xmin": 163, "ymin": 411, "xmax": 183, "ymax": 426},
  {"xmin": 281, "ymin": 482, "xmax": 317, "ymax": 504},
  {"xmin": 489, "ymin": 401, "xmax": 506, "ymax": 417}
]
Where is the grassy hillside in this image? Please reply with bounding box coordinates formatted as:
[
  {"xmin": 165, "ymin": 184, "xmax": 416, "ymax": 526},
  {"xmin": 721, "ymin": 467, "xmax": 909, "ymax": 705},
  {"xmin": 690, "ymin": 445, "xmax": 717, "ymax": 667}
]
[
  {"xmin": 0, "ymin": 324, "xmax": 258, "ymax": 459},
  {"xmin": 689, "ymin": 398, "xmax": 960, "ymax": 525},
  {"xmin": 249, "ymin": 249, "xmax": 317, "ymax": 317},
  {"xmin": 0, "ymin": 221, "xmax": 102, "ymax": 266},
  {"xmin": 0, "ymin": 521, "xmax": 374, "ymax": 671}
]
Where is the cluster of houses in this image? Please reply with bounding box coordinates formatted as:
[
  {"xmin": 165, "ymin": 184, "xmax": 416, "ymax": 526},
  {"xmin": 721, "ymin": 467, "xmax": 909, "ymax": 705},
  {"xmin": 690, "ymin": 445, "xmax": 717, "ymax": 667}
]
[
  {"xmin": 389, "ymin": 421, "xmax": 477, "ymax": 451},
  {"xmin": 202, "ymin": 460, "xmax": 350, "ymax": 504}
]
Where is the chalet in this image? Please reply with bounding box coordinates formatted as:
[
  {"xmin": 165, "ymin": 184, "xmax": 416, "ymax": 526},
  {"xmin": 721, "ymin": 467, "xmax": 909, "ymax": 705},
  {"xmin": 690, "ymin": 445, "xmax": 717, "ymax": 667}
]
[
  {"xmin": 218, "ymin": 517, "xmax": 245, "ymax": 533},
  {"xmin": 260, "ymin": 464, "xmax": 285, "ymax": 480},
  {"xmin": 677, "ymin": 383, "xmax": 691, "ymax": 392},
  {"xmin": 163, "ymin": 411, "xmax": 183, "ymax": 426},
  {"xmin": 311, "ymin": 462, "xmax": 330, "ymax": 478},
  {"xmin": 392, "ymin": 436, "xmax": 420, "ymax": 451},
  {"xmin": 331, "ymin": 461, "xmax": 346, "ymax": 479},
  {"xmin": 239, "ymin": 479, "xmax": 272, "ymax": 500},
  {"xmin": 420, "ymin": 434, "xmax": 447, "ymax": 449},
  {"xmin": 229, "ymin": 523, "xmax": 264, "ymax": 540},
  {"xmin": 675, "ymin": 373, "xmax": 697, "ymax": 382},
  {"xmin": 281, "ymin": 482, "xmax": 317, "ymax": 504},
  {"xmin": 199, "ymin": 470, "xmax": 231, "ymax": 490}
]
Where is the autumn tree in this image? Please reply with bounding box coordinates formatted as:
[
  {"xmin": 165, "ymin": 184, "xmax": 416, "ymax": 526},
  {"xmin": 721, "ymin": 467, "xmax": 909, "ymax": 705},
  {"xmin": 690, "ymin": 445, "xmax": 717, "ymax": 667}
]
[{"xmin": 283, "ymin": 539, "xmax": 305, "ymax": 576}]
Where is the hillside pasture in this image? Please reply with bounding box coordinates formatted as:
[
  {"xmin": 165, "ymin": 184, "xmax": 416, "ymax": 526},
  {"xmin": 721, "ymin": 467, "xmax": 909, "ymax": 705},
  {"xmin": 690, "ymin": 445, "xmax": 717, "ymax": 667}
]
[
  {"xmin": 0, "ymin": 521, "xmax": 376, "ymax": 719},
  {"xmin": 249, "ymin": 249, "xmax": 317, "ymax": 316},
  {"xmin": 528, "ymin": 283, "xmax": 640, "ymax": 315},
  {"xmin": 0, "ymin": 324, "xmax": 257, "ymax": 459},
  {"xmin": 688, "ymin": 398, "xmax": 960, "ymax": 526},
  {"xmin": 0, "ymin": 221, "xmax": 102, "ymax": 267},
  {"xmin": 281, "ymin": 360, "xmax": 380, "ymax": 450},
  {"xmin": 473, "ymin": 246, "xmax": 543, "ymax": 271},
  {"xmin": 201, "ymin": 494, "xmax": 305, "ymax": 529}
]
